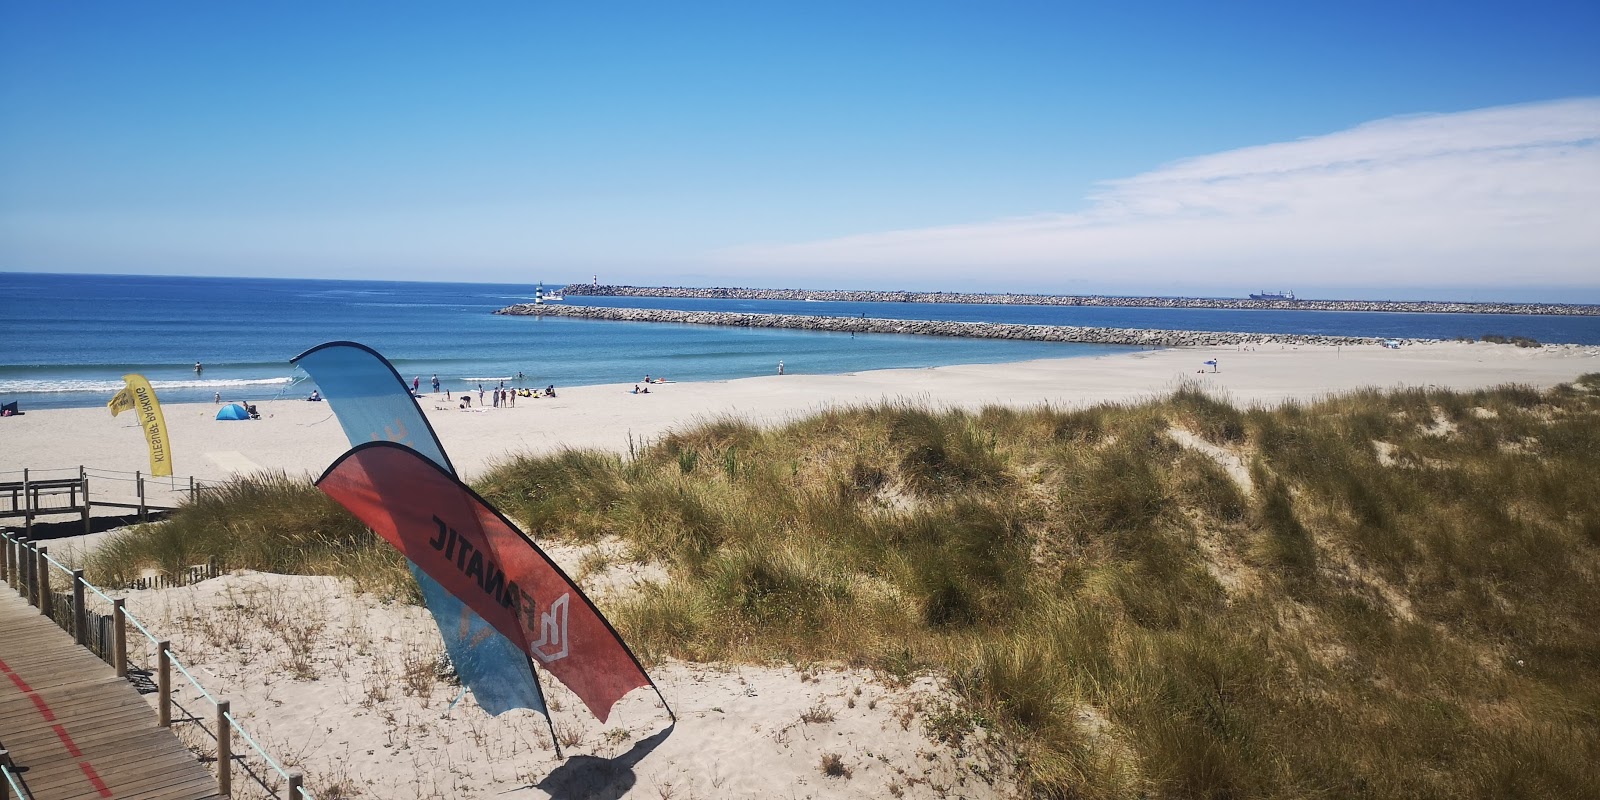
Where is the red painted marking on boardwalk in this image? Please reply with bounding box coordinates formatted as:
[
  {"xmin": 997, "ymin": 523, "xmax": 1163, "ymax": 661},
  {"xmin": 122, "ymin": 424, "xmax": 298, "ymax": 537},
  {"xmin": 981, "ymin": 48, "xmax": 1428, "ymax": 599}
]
[
  {"xmin": 30, "ymin": 693, "xmax": 56, "ymax": 720},
  {"xmin": 0, "ymin": 657, "xmax": 35, "ymax": 694},
  {"xmin": 79, "ymin": 760, "xmax": 114, "ymax": 797},
  {"xmin": 54, "ymin": 723, "xmax": 85, "ymax": 757},
  {"xmin": 2, "ymin": 650, "xmax": 114, "ymax": 795}
]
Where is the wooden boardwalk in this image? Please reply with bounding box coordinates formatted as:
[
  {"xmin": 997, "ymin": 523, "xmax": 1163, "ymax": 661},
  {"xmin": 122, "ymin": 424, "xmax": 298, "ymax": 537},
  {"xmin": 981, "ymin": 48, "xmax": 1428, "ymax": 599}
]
[{"xmin": 0, "ymin": 587, "xmax": 221, "ymax": 800}]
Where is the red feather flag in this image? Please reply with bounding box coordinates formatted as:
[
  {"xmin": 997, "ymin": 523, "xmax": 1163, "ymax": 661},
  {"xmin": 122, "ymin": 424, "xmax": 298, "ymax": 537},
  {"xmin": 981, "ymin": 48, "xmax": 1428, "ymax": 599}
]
[{"xmin": 318, "ymin": 441, "xmax": 654, "ymax": 723}]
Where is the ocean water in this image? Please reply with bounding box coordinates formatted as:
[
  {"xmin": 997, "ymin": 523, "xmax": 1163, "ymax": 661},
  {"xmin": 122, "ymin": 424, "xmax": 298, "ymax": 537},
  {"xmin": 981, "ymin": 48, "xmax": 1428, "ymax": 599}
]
[
  {"xmin": 2, "ymin": 273, "xmax": 1596, "ymax": 412},
  {"xmin": 0, "ymin": 273, "xmax": 1120, "ymax": 411}
]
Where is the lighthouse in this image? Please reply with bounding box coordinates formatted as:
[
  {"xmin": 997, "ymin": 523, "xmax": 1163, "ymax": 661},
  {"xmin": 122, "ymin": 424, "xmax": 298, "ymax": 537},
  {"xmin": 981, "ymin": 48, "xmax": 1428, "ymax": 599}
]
[{"xmin": 535, "ymin": 282, "xmax": 545, "ymax": 306}]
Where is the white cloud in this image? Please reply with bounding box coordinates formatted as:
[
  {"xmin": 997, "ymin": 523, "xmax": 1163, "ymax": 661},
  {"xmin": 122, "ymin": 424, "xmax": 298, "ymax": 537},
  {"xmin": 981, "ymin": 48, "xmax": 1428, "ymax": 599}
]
[{"xmin": 718, "ymin": 98, "xmax": 1600, "ymax": 292}]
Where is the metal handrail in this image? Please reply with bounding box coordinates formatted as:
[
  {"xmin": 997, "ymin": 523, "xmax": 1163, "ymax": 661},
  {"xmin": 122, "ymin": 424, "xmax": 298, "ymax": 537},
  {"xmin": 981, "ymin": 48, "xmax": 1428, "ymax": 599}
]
[
  {"xmin": 126, "ymin": 610, "xmax": 160, "ymax": 644},
  {"xmin": 40, "ymin": 550, "xmax": 73, "ymax": 576},
  {"xmin": 2, "ymin": 764, "xmax": 30, "ymax": 800},
  {"xmin": 84, "ymin": 581, "xmax": 117, "ymax": 605},
  {"xmin": 223, "ymin": 710, "xmax": 291, "ymax": 782},
  {"xmin": 164, "ymin": 649, "xmax": 218, "ymax": 704}
]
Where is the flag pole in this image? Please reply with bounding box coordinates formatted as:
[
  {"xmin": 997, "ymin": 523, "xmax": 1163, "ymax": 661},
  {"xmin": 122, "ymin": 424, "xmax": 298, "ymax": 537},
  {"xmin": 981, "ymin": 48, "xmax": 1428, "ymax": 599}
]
[{"xmin": 529, "ymin": 663, "xmax": 562, "ymax": 759}]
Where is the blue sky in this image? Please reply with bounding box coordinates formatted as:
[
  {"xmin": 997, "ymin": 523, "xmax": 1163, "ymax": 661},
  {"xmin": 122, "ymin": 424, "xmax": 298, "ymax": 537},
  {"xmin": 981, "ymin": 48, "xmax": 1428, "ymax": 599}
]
[{"xmin": 2, "ymin": 2, "xmax": 1597, "ymax": 300}]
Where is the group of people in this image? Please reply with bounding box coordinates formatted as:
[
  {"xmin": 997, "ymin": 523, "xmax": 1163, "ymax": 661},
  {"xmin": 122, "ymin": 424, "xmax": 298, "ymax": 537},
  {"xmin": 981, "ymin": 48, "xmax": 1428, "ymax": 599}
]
[
  {"xmin": 459, "ymin": 382, "xmax": 555, "ymax": 409},
  {"xmin": 633, "ymin": 373, "xmax": 671, "ymax": 394}
]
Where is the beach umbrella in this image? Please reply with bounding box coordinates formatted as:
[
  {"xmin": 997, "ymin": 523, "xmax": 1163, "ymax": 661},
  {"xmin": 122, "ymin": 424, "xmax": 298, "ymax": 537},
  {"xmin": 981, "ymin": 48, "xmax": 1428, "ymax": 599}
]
[{"xmin": 216, "ymin": 403, "xmax": 250, "ymax": 420}]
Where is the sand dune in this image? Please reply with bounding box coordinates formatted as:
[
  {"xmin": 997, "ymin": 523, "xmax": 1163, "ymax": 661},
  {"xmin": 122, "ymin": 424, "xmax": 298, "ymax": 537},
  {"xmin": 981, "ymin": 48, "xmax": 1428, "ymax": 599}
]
[{"xmin": 6, "ymin": 340, "xmax": 1596, "ymax": 798}]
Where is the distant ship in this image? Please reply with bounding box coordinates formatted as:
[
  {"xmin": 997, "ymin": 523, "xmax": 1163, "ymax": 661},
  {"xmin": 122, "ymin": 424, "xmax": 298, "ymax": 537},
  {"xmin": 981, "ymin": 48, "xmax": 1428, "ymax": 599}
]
[
  {"xmin": 533, "ymin": 282, "xmax": 564, "ymax": 304},
  {"xmin": 1249, "ymin": 290, "xmax": 1295, "ymax": 301}
]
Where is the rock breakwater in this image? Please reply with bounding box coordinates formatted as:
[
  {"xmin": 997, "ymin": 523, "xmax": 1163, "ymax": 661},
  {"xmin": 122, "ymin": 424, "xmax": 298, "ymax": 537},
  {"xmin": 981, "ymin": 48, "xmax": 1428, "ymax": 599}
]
[
  {"xmin": 497, "ymin": 304, "xmax": 1409, "ymax": 347},
  {"xmin": 559, "ymin": 285, "xmax": 1600, "ymax": 316}
]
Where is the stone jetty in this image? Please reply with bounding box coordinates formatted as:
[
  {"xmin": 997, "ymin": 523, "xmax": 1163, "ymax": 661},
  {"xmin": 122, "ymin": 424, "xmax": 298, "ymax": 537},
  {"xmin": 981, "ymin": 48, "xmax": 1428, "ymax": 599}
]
[
  {"xmin": 559, "ymin": 285, "xmax": 1600, "ymax": 316},
  {"xmin": 496, "ymin": 304, "xmax": 1409, "ymax": 347}
]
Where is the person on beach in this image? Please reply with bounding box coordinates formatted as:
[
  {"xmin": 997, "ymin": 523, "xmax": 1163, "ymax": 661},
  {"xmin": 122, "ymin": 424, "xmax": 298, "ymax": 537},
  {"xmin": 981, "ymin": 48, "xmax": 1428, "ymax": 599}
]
[
  {"xmin": 632, "ymin": 385, "xmax": 640, "ymax": 394},
  {"xmin": 214, "ymin": 392, "xmax": 221, "ymax": 404},
  {"xmin": 431, "ymin": 374, "xmax": 440, "ymax": 392},
  {"xmin": 412, "ymin": 376, "xmax": 421, "ymax": 393},
  {"xmin": 195, "ymin": 361, "xmax": 203, "ymax": 375},
  {"xmin": 778, "ymin": 360, "xmax": 784, "ymax": 375}
]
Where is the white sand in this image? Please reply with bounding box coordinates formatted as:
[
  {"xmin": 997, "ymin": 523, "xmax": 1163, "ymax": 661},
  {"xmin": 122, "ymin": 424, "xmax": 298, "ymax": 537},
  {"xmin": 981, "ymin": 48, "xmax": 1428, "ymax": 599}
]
[
  {"xmin": 7, "ymin": 341, "xmax": 1594, "ymax": 487},
  {"xmin": 114, "ymin": 570, "xmax": 998, "ymax": 799},
  {"xmin": 7, "ymin": 340, "xmax": 1597, "ymax": 798}
]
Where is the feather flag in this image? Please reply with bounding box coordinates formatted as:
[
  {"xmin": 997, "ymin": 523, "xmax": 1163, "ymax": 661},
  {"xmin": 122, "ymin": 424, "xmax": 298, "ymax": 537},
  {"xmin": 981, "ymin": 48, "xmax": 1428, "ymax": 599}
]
[
  {"xmin": 318, "ymin": 441, "xmax": 656, "ymax": 723},
  {"xmin": 291, "ymin": 342, "xmax": 545, "ymax": 716},
  {"xmin": 109, "ymin": 374, "xmax": 172, "ymax": 477}
]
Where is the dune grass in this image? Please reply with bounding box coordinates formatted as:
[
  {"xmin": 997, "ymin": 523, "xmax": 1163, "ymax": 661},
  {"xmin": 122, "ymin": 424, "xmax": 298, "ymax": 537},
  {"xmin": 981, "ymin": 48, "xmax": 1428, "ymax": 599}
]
[
  {"xmin": 93, "ymin": 380, "xmax": 1600, "ymax": 798},
  {"xmin": 478, "ymin": 385, "xmax": 1600, "ymax": 798},
  {"xmin": 85, "ymin": 471, "xmax": 417, "ymax": 601}
]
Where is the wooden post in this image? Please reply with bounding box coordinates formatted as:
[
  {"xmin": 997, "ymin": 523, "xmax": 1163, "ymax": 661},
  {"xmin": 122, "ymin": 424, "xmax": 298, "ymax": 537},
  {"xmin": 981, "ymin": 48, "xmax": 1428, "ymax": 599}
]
[
  {"xmin": 286, "ymin": 770, "xmax": 303, "ymax": 799},
  {"xmin": 73, "ymin": 569, "xmax": 87, "ymax": 646},
  {"xmin": 22, "ymin": 541, "xmax": 35, "ymax": 606},
  {"xmin": 37, "ymin": 545, "xmax": 51, "ymax": 618},
  {"xmin": 21, "ymin": 468, "xmax": 30, "ymax": 537},
  {"xmin": 137, "ymin": 470, "xmax": 147, "ymax": 521},
  {"xmin": 157, "ymin": 640, "xmax": 172, "ymax": 727},
  {"xmin": 29, "ymin": 541, "xmax": 40, "ymax": 605},
  {"xmin": 2, "ymin": 533, "xmax": 11, "ymax": 586},
  {"xmin": 190, "ymin": 475, "xmax": 197, "ymax": 503},
  {"xmin": 216, "ymin": 698, "xmax": 232, "ymax": 796},
  {"xmin": 114, "ymin": 598, "xmax": 128, "ymax": 677},
  {"xmin": 82, "ymin": 469, "xmax": 92, "ymax": 534}
]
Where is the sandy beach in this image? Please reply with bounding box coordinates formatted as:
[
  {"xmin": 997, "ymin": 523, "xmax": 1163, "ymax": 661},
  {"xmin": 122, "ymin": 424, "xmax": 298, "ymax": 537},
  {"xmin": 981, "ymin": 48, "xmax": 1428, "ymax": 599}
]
[
  {"xmin": 6, "ymin": 341, "xmax": 1595, "ymax": 485},
  {"xmin": 5, "ymin": 340, "xmax": 1597, "ymax": 799}
]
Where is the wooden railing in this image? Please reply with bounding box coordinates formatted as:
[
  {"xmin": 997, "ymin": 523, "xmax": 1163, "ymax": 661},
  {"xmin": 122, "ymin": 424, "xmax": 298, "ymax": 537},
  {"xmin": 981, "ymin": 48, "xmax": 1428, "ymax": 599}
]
[
  {"xmin": 1, "ymin": 531, "xmax": 314, "ymax": 799},
  {"xmin": 0, "ymin": 466, "xmax": 216, "ymax": 534}
]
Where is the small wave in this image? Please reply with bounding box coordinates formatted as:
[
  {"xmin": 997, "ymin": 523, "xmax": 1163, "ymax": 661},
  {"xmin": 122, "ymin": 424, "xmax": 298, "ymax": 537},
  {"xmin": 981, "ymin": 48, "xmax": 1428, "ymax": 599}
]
[
  {"xmin": 0, "ymin": 377, "xmax": 294, "ymax": 394},
  {"xmin": 459, "ymin": 376, "xmax": 515, "ymax": 382}
]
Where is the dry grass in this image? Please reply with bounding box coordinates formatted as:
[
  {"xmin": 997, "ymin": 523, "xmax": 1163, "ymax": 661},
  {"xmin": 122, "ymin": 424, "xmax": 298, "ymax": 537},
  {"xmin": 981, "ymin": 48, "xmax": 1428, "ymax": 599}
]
[
  {"xmin": 93, "ymin": 380, "xmax": 1600, "ymax": 799},
  {"xmin": 819, "ymin": 752, "xmax": 852, "ymax": 779},
  {"xmin": 480, "ymin": 383, "xmax": 1600, "ymax": 799},
  {"xmin": 84, "ymin": 471, "xmax": 417, "ymax": 601}
]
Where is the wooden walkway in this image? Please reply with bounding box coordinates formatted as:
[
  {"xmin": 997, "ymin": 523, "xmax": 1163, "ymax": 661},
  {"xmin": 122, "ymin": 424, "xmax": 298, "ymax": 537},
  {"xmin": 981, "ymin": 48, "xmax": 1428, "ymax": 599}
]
[{"xmin": 0, "ymin": 587, "xmax": 221, "ymax": 800}]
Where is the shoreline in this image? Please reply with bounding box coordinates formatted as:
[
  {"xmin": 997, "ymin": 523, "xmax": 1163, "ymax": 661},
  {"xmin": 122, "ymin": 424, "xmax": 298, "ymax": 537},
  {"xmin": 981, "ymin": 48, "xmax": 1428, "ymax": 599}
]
[
  {"xmin": 3, "ymin": 341, "xmax": 1593, "ymax": 488},
  {"xmin": 561, "ymin": 284, "xmax": 1600, "ymax": 316}
]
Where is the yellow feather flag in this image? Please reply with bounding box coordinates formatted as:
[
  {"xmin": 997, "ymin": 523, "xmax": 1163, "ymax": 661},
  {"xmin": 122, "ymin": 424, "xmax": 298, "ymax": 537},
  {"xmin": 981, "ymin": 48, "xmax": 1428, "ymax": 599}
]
[
  {"xmin": 108, "ymin": 386, "xmax": 135, "ymax": 416},
  {"xmin": 113, "ymin": 374, "xmax": 173, "ymax": 477}
]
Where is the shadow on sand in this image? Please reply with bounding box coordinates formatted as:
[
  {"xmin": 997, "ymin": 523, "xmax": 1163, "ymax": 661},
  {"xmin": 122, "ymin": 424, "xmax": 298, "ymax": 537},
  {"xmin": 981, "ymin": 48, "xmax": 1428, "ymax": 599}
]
[
  {"xmin": 534, "ymin": 723, "xmax": 675, "ymax": 800},
  {"xmin": 3, "ymin": 511, "xmax": 169, "ymax": 540}
]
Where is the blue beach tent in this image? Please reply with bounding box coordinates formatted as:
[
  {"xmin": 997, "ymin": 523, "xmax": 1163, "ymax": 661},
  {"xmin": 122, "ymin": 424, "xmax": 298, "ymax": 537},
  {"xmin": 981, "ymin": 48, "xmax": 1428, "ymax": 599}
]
[{"xmin": 216, "ymin": 403, "xmax": 251, "ymax": 420}]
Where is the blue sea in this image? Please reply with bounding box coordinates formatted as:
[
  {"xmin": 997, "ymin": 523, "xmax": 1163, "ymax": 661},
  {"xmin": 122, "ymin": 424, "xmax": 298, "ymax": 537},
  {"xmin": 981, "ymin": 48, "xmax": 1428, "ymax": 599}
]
[{"xmin": 3, "ymin": 272, "xmax": 1597, "ymax": 411}]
